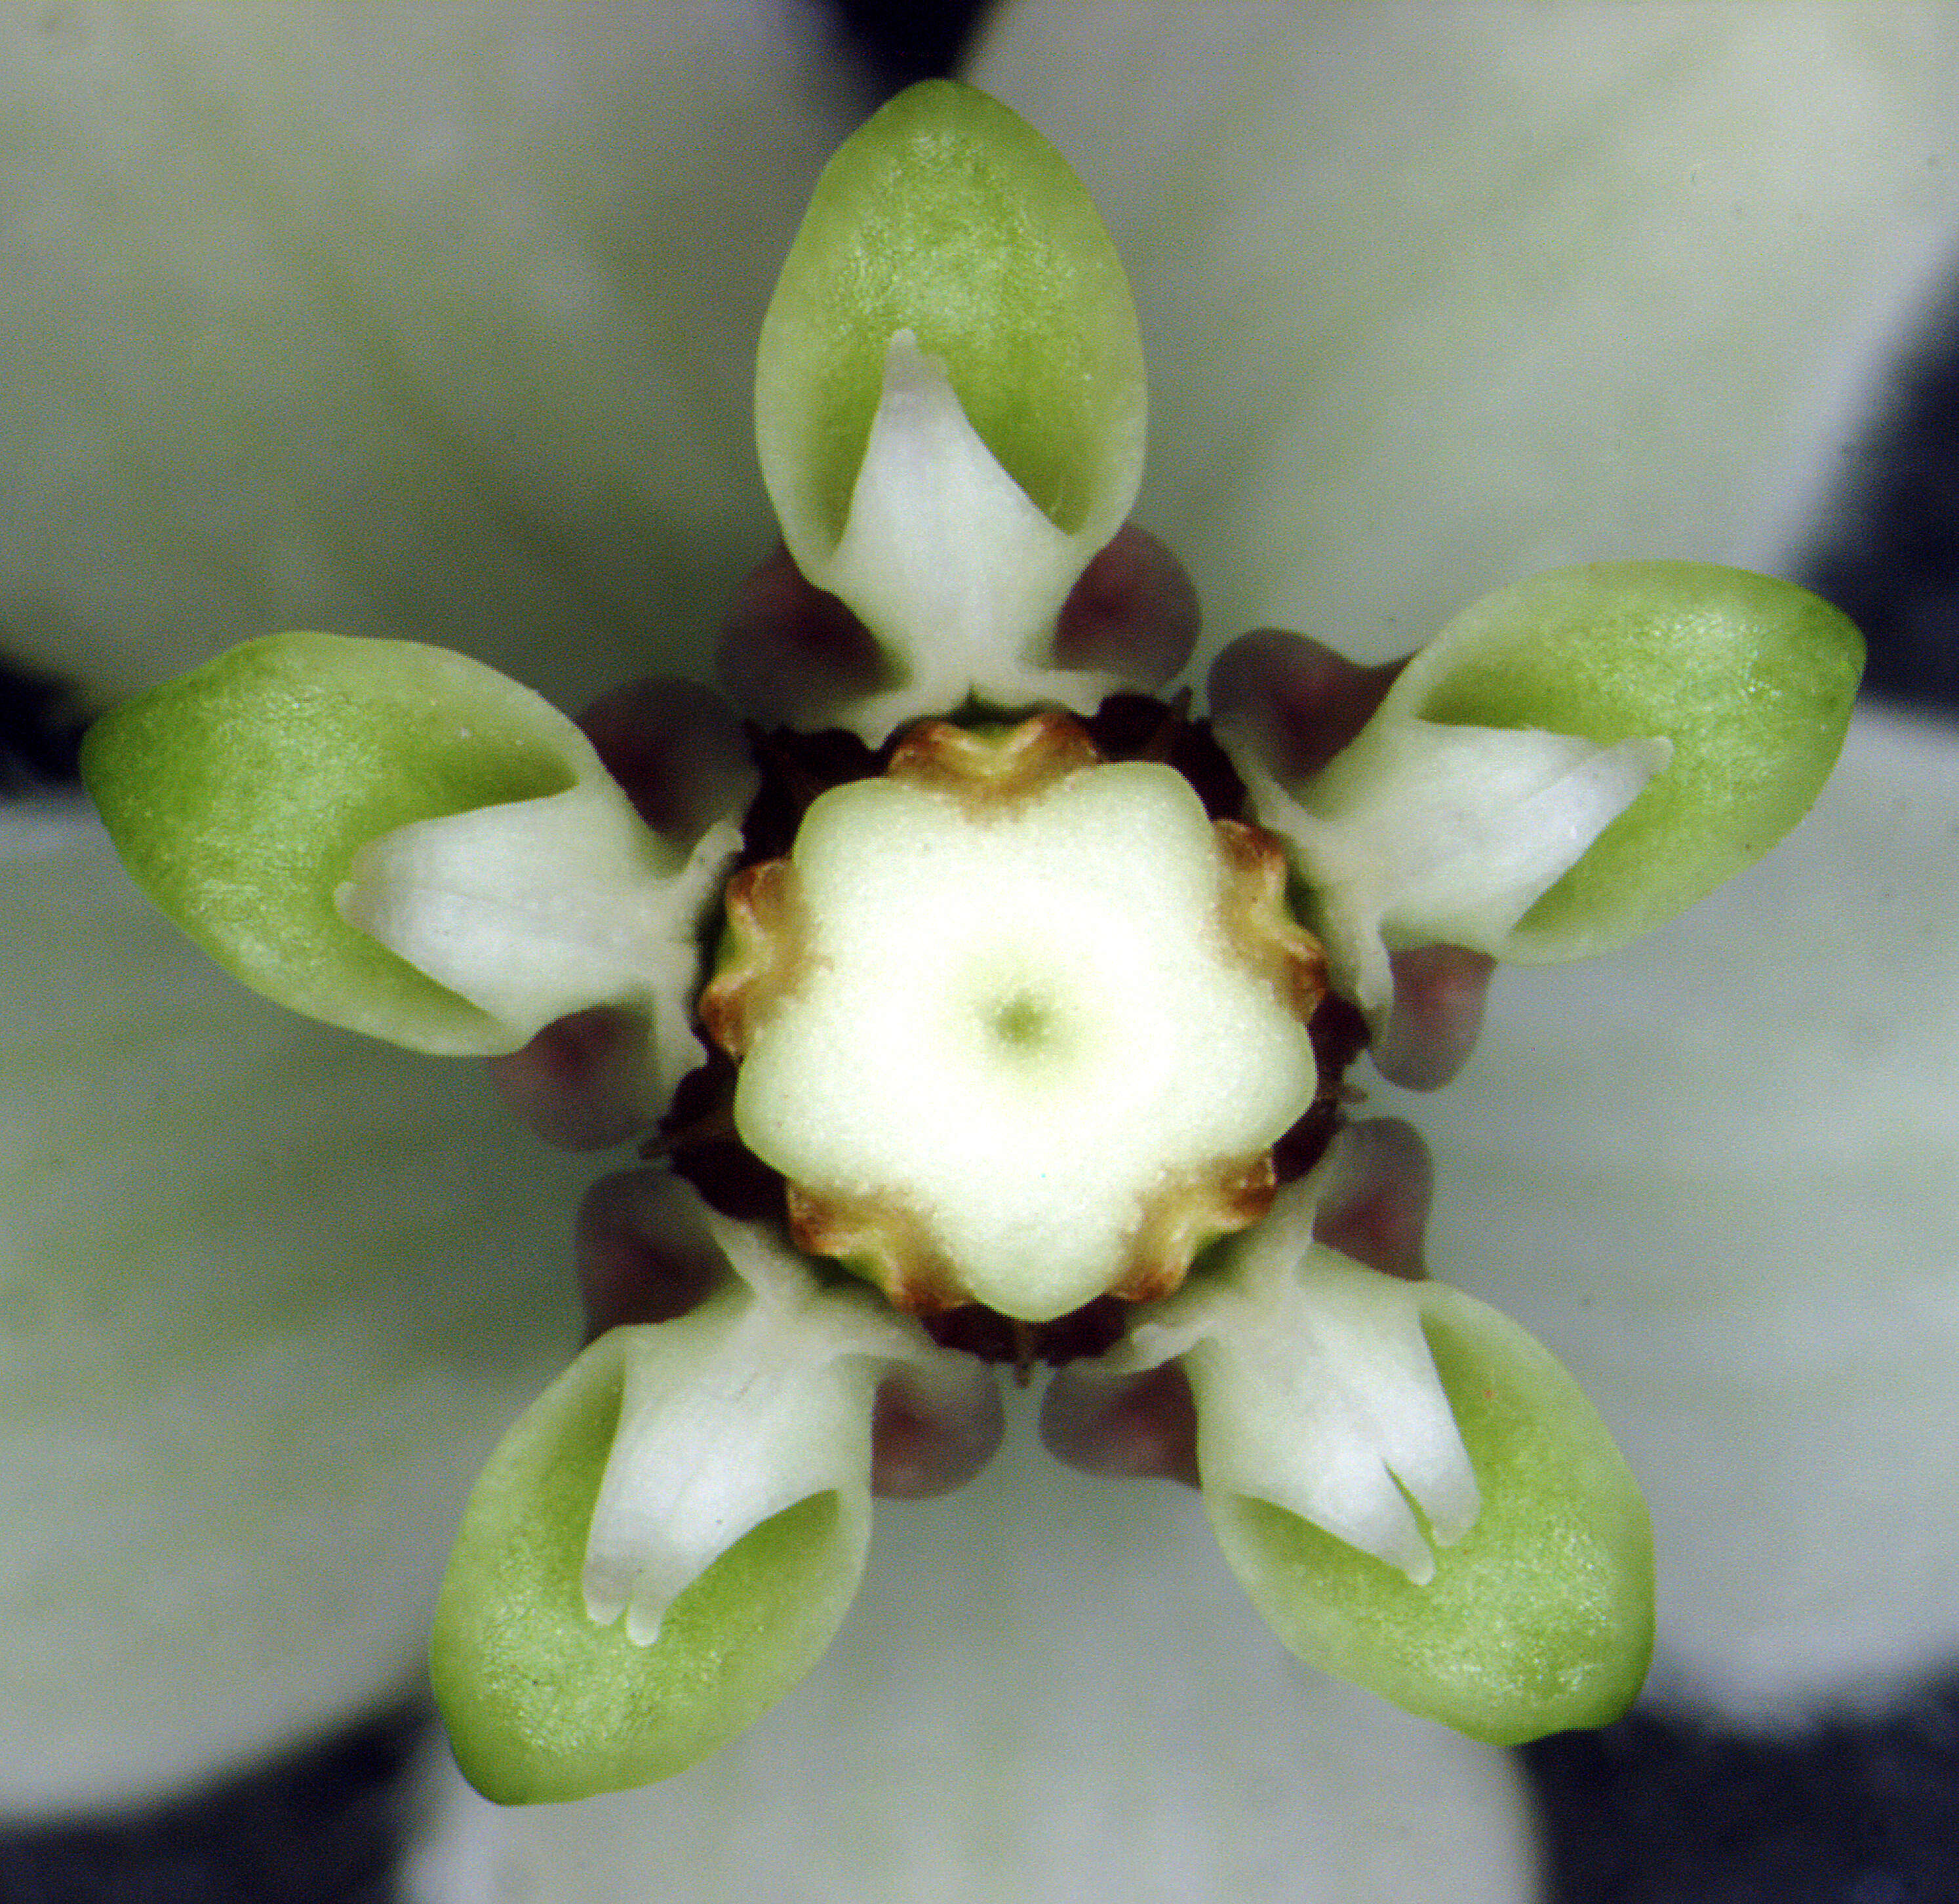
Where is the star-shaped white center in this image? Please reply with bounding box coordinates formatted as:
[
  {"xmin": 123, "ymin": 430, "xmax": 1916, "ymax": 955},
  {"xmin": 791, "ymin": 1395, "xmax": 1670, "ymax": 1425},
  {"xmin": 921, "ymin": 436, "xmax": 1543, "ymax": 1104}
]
[{"xmin": 733, "ymin": 757, "xmax": 1318, "ymax": 1320}]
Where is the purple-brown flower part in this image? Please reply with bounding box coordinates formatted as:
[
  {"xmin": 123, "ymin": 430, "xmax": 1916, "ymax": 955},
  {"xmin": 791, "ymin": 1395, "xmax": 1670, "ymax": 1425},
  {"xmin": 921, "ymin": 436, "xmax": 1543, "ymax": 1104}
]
[{"xmin": 1209, "ymin": 626, "xmax": 1496, "ymax": 1089}]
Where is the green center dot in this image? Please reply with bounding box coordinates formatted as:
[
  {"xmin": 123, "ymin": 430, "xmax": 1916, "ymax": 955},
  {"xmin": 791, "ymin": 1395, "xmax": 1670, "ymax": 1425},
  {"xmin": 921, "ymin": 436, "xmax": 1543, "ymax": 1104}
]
[{"xmin": 988, "ymin": 990, "xmax": 1053, "ymax": 1050}]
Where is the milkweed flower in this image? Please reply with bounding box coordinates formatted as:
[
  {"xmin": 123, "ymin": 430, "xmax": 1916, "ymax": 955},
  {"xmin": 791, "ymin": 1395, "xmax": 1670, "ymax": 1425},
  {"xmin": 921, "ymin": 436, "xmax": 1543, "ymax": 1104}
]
[
  {"xmin": 11, "ymin": 3, "xmax": 1959, "ymax": 1904},
  {"xmin": 83, "ymin": 74, "xmax": 1862, "ymax": 1804}
]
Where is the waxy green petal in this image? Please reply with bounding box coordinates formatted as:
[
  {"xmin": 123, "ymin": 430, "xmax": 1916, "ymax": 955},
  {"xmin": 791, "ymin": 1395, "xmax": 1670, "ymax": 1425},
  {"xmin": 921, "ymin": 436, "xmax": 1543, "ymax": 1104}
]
[
  {"xmin": 580, "ymin": 1297, "xmax": 879, "ymax": 1647},
  {"xmin": 1231, "ymin": 563, "xmax": 1857, "ymax": 1006},
  {"xmin": 1387, "ymin": 563, "xmax": 1863, "ymax": 961},
  {"xmin": 82, "ymin": 632, "xmax": 650, "ymax": 1055},
  {"xmin": 1091, "ymin": 1170, "xmax": 1651, "ymax": 1743},
  {"xmin": 1402, "ymin": 705, "xmax": 1959, "ymax": 1717},
  {"xmin": 758, "ymin": 77, "xmax": 1143, "ymax": 551},
  {"xmin": 431, "ymin": 1323, "xmax": 865, "ymax": 1807},
  {"xmin": 580, "ymin": 1206, "xmax": 970, "ymax": 1646},
  {"xmin": 448, "ymin": 1397, "xmax": 1540, "ymax": 1900},
  {"xmin": 753, "ymin": 79, "xmax": 1145, "ymax": 733},
  {"xmin": 433, "ymin": 1189, "xmax": 980, "ymax": 1804},
  {"xmin": 1206, "ymin": 1270, "xmax": 1653, "ymax": 1745}
]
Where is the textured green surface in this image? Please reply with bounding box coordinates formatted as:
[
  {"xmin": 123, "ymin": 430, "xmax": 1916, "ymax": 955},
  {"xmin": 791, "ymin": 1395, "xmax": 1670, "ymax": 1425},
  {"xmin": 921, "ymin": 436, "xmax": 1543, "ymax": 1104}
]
[
  {"xmin": 1402, "ymin": 562, "xmax": 1863, "ymax": 961},
  {"xmin": 757, "ymin": 79, "xmax": 1143, "ymax": 545},
  {"xmin": 1209, "ymin": 1283, "xmax": 1653, "ymax": 1745},
  {"xmin": 430, "ymin": 1329, "xmax": 863, "ymax": 1805},
  {"xmin": 81, "ymin": 633, "xmax": 576, "ymax": 1050}
]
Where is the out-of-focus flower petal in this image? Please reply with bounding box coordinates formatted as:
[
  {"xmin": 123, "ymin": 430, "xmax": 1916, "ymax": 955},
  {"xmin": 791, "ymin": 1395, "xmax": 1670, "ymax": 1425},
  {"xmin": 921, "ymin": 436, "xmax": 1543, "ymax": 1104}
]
[
  {"xmin": 970, "ymin": 3, "xmax": 1959, "ymax": 664},
  {"xmin": 12, "ymin": 5, "xmax": 1959, "ymax": 1897},
  {"xmin": 0, "ymin": 803, "xmax": 587, "ymax": 1814},
  {"xmin": 0, "ymin": 2, "xmax": 858, "ymax": 709},
  {"xmin": 0, "ymin": 0, "xmax": 861, "ymax": 1817}
]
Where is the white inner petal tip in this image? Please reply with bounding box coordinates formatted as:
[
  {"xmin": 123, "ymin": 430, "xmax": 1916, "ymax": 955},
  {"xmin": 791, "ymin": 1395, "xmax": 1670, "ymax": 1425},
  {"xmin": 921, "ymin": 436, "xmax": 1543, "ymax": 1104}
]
[
  {"xmin": 1232, "ymin": 720, "xmax": 1674, "ymax": 1012},
  {"xmin": 580, "ymin": 1568, "xmax": 627, "ymax": 1631},
  {"xmin": 1397, "ymin": 1542, "xmax": 1438, "ymax": 1589},
  {"xmin": 814, "ymin": 331, "xmax": 1113, "ymax": 738},
  {"xmin": 1142, "ymin": 1212, "xmax": 1480, "ymax": 1582},
  {"xmin": 580, "ymin": 1551, "xmax": 690, "ymax": 1650},
  {"xmin": 578, "ymin": 1228, "xmax": 970, "ymax": 1646},
  {"xmin": 1423, "ymin": 1462, "xmax": 1484, "ymax": 1551},
  {"xmin": 624, "ymin": 1602, "xmax": 671, "ymax": 1649},
  {"xmin": 340, "ymin": 780, "xmax": 734, "ymax": 1064}
]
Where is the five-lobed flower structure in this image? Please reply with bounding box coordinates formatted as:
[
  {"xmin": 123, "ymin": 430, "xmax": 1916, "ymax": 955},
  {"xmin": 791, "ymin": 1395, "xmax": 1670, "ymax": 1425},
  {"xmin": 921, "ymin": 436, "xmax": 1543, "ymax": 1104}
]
[{"xmin": 81, "ymin": 81, "xmax": 1862, "ymax": 1805}]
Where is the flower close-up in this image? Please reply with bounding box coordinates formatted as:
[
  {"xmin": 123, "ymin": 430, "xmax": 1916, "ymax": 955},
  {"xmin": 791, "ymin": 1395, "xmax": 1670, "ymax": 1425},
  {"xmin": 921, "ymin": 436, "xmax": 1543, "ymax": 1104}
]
[
  {"xmin": 77, "ymin": 60, "xmax": 1865, "ymax": 1808},
  {"xmin": 9, "ymin": 7, "xmax": 1959, "ymax": 1903}
]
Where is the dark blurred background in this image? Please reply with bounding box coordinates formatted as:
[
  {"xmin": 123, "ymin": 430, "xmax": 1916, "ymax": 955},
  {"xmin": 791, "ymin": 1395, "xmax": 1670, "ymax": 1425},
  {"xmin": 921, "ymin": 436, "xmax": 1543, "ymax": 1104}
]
[{"xmin": 3, "ymin": 3, "xmax": 1956, "ymax": 1899}]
